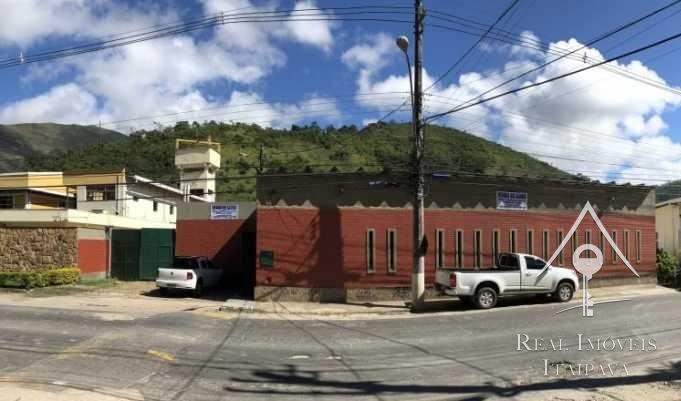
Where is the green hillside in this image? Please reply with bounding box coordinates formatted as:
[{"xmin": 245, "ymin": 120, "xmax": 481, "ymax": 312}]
[
  {"xmin": 24, "ymin": 121, "xmax": 573, "ymax": 200},
  {"xmin": 0, "ymin": 123, "xmax": 126, "ymax": 171},
  {"xmin": 656, "ymin": 180, "xmax": 681, "ymax": 202}
]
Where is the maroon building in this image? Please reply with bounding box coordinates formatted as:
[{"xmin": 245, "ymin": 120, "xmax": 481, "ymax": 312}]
[{"xmin": 254, "ymin": 172, "xmax": 656, "ymax": 302}]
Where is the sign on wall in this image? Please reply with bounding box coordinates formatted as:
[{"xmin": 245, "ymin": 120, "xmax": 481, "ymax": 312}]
[
  {"xmin": 211, "ymin": 204, "xmax": 239, "ymax": 220},
  {"xmin": 496, "ymin": 191, "xmax": 528, "ymax": 211}
]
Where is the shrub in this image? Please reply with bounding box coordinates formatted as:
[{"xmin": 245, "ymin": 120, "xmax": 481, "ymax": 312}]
[
  {"xmin": 0, "ymin": 267, "xmax": 80, "ymax": 289},
  {"xmin": 656, "ymin": 249, "xmax": 679, "ymax": 286}
]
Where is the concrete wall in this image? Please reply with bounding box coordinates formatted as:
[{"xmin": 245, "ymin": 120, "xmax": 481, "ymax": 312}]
[
  {"xmin": 655, "ymin": 204, "xmax": 679, "ymax": 258},
  {"xmin": 0, "ymin": 227, "xmax": 77, "ymax": 271}
]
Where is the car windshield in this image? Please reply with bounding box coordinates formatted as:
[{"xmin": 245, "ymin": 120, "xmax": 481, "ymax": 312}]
[{"xmin": 172, "ymin": 257, "xmax": 198, "ymax": 270}]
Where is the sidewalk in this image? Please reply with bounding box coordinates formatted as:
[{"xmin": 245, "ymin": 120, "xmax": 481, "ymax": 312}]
[{"xmin": 220, "ymin": 284, "xmax": 676, "ymax": 319}]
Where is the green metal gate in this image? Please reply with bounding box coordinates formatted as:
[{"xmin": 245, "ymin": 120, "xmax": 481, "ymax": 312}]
[
  {"xmin": 111, "ymin": 230, "xmax": 141, "ymax": 281},
  {"xmin": 139, "ymin": 229, "xmax": 174, "ymax": 280},
  {"xmin": 111, "ymin": 229, "xmax": 174, "ymax": 281}
]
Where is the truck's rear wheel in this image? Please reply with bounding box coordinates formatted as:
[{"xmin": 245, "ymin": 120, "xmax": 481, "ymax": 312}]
[
  {"xmin": 553, "ymin": 282, "xmax": 574, "ymax": 302},
  {"xmin": 475, "ymin": 287, "xmax": 498, "ymax": 309},
  {"xmin": 159, "ymin": 287, "xmax": 169, "ymax": 296}
]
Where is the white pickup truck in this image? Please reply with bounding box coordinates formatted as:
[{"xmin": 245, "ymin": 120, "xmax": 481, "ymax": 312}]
[
  {"xmin": 435, "ymin": 252, "xmax": 579, "ymax": 309},
  {"xmin": 156, "ymin": 256, "xmax": 223, "ymax": 297}
]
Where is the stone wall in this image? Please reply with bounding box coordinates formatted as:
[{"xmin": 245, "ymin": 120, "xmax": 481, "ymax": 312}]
[{"xmin": 0, "ymin": 227, "xmax": 77, "ymax": 271}]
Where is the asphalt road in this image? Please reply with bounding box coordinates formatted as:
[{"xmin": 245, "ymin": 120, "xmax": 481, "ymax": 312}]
[{"xmin": 1, "ymin": 292, "xmax": 680, "ymax": 401}]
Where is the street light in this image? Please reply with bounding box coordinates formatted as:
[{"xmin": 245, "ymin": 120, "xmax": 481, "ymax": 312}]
[
  {"xmin": 395, "ymin": 36, "xmax": 414, "ymax": 124},
  {"xmin": 396, "ymin": 31, "xmax": 426, "ymax": 309}
]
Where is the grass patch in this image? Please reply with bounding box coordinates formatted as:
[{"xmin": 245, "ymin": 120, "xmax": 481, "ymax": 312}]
[{"xmin": 26, "ymin": 278, "xmax": 118, "ymax": 298}]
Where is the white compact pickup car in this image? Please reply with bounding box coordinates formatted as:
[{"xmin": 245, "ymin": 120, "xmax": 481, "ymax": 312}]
[
  {"xmin": 435, "ymin": 252, "xmax": 579, "ymax": 309},
  {"xmin": 156, "ymin": 256, "xmax": 223, "ymax": 297}
]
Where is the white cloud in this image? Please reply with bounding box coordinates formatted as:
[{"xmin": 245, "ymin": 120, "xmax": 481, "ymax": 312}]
[
  {"xmin": 0, "ymin": 83, "xmax": 110, "ymax": 124},
  {"xmin": 1, "ymin": 0, "xmax": 343, "ymax": 133},
  {"xmin": 0, "ymin": 0, "xmax": 172, "ymax": 47},
  {"xmin": 346, "ymin": 31, "xmax": 681, "ymax": 183}
]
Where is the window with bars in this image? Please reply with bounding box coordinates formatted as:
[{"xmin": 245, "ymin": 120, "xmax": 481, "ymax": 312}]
[
  {"xmin": 436, "ymin": 229, "xmax": 445, "ymax": 269},
  {"xmin": 526, "ymin": 229, "xmax": 534, "ymax": 255},
  {"xmin": 86, "ymin": 184, "xmax": 115, "ymax": 201},
  {"xmin": 366, "ymin": 229, "xmax": 375, "ymax": 273},
  {"xmin": 542, "ymin": 230, "xmax": 549, "ymax": 260},
  {"xmin": 509, "ymin": 230, "xmax": 517, "ymax": 253},
  {"xmin": 455, "ymin": 230, "xmax": 464, "ymax": 268},
  {"xmin": 624, "ymin": 231, "xmax": 630, "ymax": 260},
  {"xmin": 387, "ymin": 229, "xmax": 397, "ymax": 273},
  {"xmin": 492, "ymin": 230, "xmax": 500, "ymax": 266},
  {"xmin": 557, "ymin": 230, "xmax": 564, "ymax": 265},
  {"xmin": 612, "ymin": 231, "xmax": 618, "ymax": 262},
  {"xmin": 585, "ymin": 229, "xmax": 592, "ymax": 257},
  {"xmin": 636, "ymin": 230, "xmax": 641, "ymax": 263},
  {"xmin": 474, "ymin": 230, "xmax": 482, "ymax": 269}
]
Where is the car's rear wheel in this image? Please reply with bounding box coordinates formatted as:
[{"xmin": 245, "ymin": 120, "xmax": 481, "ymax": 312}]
[
  {"xmin": 159, "ymin": 287, "xmax": 169, "ymax": 296},
  {"xmin": 193, "ymin": 280, "xmax": 204, "ymax": 298},
  {"xmin": 475, "ymin": 287, "xmax": 498, "ymax": 309},
  {"xmin": 553, "ymin": 282, "xmax": 574, "ymax": 302}
]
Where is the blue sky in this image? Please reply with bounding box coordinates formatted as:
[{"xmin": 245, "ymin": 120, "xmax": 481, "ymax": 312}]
[{"xmin": 2, "ymin": 0, "xmax": 681, "ymax": 184}]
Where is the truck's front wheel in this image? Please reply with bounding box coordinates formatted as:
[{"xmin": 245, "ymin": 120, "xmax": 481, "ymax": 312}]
[
  {"xmin": 553, "ymin": 282, "xmax": 574, "ymax": 302},
  {"xmin": 475, "ymin": 287, "xmax": 498, "ymax": 309}
]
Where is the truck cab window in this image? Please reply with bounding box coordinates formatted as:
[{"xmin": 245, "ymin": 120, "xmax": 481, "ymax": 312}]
[
  {"xmin": 498, "ymin": 254, "xmax": 519, "ymax": 270},
  {"xmin": 525, "ymin": 256, "xmax": 547, "ymax": 270}
]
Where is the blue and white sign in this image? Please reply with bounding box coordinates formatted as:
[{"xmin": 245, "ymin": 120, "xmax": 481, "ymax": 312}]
[
  {"xmin": 211, "ymin": 204, "xmax": 239, "ymax": 220},
  {"xmin": 496, "ymin": 191, "xmax": 528, "ymax": 211}
]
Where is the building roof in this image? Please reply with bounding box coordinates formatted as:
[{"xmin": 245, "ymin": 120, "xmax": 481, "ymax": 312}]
[{"xmin": 656, "ymin": 197, "xmax": 681, "ymax": 208}]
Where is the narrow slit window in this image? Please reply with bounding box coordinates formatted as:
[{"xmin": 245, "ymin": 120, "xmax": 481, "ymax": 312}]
[
  {"xmin": 557, "ymin": 230, "xmax": 564, "ymax": 265},
  {"xmin": 366, "ymin": 229, "xmax": 375, "ymax": 273},
  {"xmin": 526, "ymin": 230, "xmax": 534, "ymax": 255},
  {"xmin": 624, "ymin": 230, "xmax": 630, "ymax": 260},
  {"xmin": 585, "ymin": 229, "xmax": 592, "ymax": 257},
  {"xmin": 571, "ymin": 232, "xmax": 578, "ymax": 255},
  {"xmin": 387, "ymin": 229, "xmax": 397, "ymax": 273},
  {"xmin": 509, "ymin": 230, "xmax": 517, "ymax": 253},
  {"xmin": 636, "ymin": 230, "xmax": 641, "ymax": 263},
  {"xmin": 455, "ymin": 230, "xmax": 464, "ymax": 268},
  {"xmin": 492, "ymin": 230, "xmax": 500, "ymax": 266},
  {"xmin": 612, "ymin": 231, "xmax": 618, "ymax": 262},
  {"xmin": 599, "ymin": 232, "xmax": 604, "ymax": 254},
  {"xmin": 436, "ymin": 229, "xmax": 445, "ymax": 269},
  {"xmin": 474, "ymin": 230, "xmax": 482, "ymax": 269},
  {"xmin": 542, "ymin": 230, "xmax": 549, "ymax": 260}
]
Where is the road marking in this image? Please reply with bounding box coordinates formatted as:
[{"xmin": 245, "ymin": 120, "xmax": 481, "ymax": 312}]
[
  {"xmin": 147, "ymin": 349, "xmax": 175, "ymax": 362},
  {"xmin": 289, "ymin": 354, "xmax": 310, "ymax": 359}
]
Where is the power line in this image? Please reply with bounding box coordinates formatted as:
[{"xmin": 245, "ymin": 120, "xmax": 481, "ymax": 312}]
[
  {"xmin": 427, "ymin": 0, "xmax": 520, "ymax": 89},
  {"xmin": 426, "ymin": 26, "xmax": 681, "ymax": 121},
  {"xmin": 1, "ymin": 8, "xmax": 413, "ymax": 69},
  {"xmin": 427, "ymin": 0, "xmax": 681, "ymax": 122}
]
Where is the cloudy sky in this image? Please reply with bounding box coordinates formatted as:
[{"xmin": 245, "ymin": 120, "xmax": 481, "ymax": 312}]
[{"xmin": 2, "ymin": 0, "xmax": 681, "ymax": 185}]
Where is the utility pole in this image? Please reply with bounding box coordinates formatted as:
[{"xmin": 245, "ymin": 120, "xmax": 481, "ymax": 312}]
[
  {"xmin": 258, "ymin": 144, "xmax": 264, "ymax": 174},
  {"xmin": 412, "ymin": 0, "xmax": 426, "ymax": 308}
]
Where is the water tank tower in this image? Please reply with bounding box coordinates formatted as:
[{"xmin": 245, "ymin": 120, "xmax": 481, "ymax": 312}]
[{"xmin": 175, "ymin": 138, "xmax": 221, "ymax": 202}]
